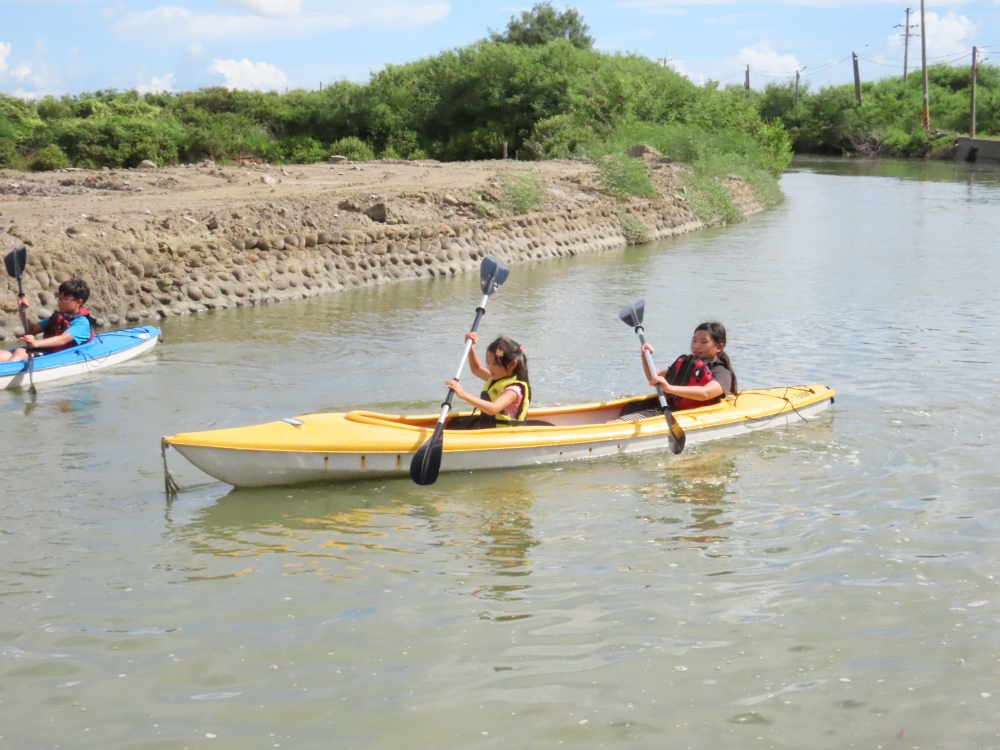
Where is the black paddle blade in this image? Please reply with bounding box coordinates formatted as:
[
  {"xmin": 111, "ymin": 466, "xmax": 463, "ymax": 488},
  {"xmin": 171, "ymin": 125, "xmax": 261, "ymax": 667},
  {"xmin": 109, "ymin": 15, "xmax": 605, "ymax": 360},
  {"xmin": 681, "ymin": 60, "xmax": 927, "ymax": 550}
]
[
  {"xmin": 619, "ymin": 299, "xmax": 645, "ymax": 329},
  {"xmin": 480, "ymin": 256, "xmax": 510, "ymax": 296},
  {"xmin": 4, "ymin": 245, "xmax": 27, "ymax": 280},
  {"xmin": 409, "ymin": 422, "xmax": 445, "ymax": 485},
  {"xmin": 666, "ymin": 413, "xmax": 685, "ymax": 455}
]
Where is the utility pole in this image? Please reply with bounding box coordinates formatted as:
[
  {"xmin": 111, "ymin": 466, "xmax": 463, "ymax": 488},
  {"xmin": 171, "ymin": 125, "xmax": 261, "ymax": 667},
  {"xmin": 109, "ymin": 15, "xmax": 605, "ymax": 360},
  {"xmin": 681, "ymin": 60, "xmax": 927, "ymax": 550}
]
[
  {"xmin": 971, "ymin": 46, "xmax": 978, "ymax": 137},
  {"xmin": 920, "ymin": 0, "xmax": 930, "ymax": 130},
  {"xmin": 852, "ymin": 53, "xmax": 863, "ymax": 105},
  {"xmin": 745, "ymin": 65, "xmax": 750, "ymax": 100},
  {"xmin": 895, "ymin": 8, "xmax": 918, "ymax": 83},
  {"xmin": 795, "ymin": 67, "xmax": 807, "ymax": 106}
]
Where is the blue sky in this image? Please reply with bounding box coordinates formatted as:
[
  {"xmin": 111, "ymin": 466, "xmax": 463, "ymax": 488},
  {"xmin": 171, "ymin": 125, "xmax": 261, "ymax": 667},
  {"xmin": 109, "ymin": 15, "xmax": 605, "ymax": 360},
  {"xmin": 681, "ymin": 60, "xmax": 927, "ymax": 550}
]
[{"xmin": 1, "ymin": 0, "xmax": 998, "ymax": 97}]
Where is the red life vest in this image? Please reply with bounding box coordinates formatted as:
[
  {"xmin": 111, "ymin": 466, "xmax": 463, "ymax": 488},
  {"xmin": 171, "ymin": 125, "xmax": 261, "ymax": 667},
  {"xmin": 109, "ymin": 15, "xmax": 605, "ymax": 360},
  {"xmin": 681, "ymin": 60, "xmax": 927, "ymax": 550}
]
[
  {"xmin": 664, "ymin": 354, "xmax": 717, "ymax": 411},
  {"xmin": 42, "ymin": 307, "xmax": 97, "ymax": 353}
]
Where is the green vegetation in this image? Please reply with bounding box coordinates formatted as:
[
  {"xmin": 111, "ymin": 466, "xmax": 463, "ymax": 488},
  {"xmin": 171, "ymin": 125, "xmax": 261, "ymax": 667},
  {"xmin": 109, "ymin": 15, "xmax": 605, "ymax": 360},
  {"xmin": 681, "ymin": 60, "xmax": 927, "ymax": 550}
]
[
  {"xmin": 0, "ymin": 4, "xmax": 790, "ymax": 230},
  {"xmin": 614, "ymin": 209, "xmax": 651, "ymax": 245},
  {"xmin": 489, "ymin": 3, "xmax": 593, "ymax": 50},
  {"xmin": 756, "ymin": 63, "xmax": 1000, "ymax": 156},
  {"xmin": 498, "ymin": 171, "xmax": 544, "ymax": 214},
  {"xmin": 595, "ymin": 154, "xmax": 657, "ymax": 200}
]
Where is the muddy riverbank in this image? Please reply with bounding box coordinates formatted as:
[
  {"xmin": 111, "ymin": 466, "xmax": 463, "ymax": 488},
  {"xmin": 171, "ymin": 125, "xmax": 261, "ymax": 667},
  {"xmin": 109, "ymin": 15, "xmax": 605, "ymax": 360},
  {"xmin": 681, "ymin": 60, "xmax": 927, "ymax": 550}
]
[{"xmin": 0, "ymin": 157, "xmax": 763, "ymax": 340}]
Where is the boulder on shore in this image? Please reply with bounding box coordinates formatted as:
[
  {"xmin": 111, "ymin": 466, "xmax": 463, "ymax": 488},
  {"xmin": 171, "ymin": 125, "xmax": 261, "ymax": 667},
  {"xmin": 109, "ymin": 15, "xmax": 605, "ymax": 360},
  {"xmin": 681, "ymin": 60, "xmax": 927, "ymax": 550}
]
[
  {"xmin": 137, "ymin": 160, "xmax": 158, "ymax": 170},
  {"xmin": 627, "ymin": 144, "xmax": 662, "ymax": 159}
]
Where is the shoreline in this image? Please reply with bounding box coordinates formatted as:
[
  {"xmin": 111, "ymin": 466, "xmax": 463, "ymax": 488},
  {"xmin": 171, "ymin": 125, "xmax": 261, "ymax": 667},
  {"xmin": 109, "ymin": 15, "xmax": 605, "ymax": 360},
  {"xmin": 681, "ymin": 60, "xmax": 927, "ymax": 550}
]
[{"xmin": 0, "ymin": 158, "xmax": 765, "ymax": 341}]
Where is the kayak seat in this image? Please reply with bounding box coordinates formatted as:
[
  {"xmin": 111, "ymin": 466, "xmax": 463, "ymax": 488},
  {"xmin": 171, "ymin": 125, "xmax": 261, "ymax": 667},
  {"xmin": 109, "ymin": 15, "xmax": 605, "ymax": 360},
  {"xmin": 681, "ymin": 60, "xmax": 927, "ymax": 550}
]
[
  {"xmin": 522, "ymin": 418, "xmax": 554, "ymax": 427},
  {"xmin": 618, "ymin": 396, "xmax": 662, "ymax": 419}
]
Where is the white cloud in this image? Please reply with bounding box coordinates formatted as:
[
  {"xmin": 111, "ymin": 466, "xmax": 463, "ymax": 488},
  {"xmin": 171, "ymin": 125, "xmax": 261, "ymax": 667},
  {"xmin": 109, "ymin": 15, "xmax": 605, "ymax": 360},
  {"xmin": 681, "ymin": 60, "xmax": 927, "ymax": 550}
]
[
  {"xmin": 668, "ymin": 58, "xmax": 705, "ymax": 85},
  {"xmin": 886, "ymin": 10, "xmax": 976, "ymax": 63},
  {"xmin": 10, "ymin": 64, "xmax": 32, "ymax": 81},
  {"xmin": 209, "ymin": 58, "xmax": 288, "ymax": 90},
  {"xmin": 725, "ymin": 41, "xmax": 801, "ymax": 78},
  {"xmin": 0, "ymin": 41, "xmax": 10, "ymax": 75},
  {"xmin": 617, "ymin": 0, "xmax": 969, "ymax": 7},
  {"xmin": 114, "ymin": 3, "xmax": 450, "ymax": 41},
  {"xmin": 223, "ymin": 0, "xmax": 303, "ymax": 18},
  {"xmin": 137, "ymin": 73, "xmax": 176, "ymax": 93}
]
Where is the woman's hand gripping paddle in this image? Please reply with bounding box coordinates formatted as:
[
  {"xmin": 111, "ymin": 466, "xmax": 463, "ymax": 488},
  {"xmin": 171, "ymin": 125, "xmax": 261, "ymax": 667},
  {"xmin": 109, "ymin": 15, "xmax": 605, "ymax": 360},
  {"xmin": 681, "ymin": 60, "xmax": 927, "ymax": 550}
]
[
  {"xmin": 619, "ymin": 299, "xmax": 685, "ymax": 455},
  {"xmin": 410, "ymin": 256, "xmax": 511, "ymax": 485},
  {"xmin": 3, "ymin": 245, "xmax": 36, "ymax": 395}
]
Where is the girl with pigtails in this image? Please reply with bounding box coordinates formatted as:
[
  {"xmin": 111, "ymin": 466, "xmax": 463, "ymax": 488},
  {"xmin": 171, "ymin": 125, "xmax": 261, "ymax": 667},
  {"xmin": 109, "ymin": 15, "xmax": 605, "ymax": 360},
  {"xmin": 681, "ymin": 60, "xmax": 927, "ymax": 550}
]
[{"xmin": 445, "ymin": 333, "xmax": 532, "ymax": 428}]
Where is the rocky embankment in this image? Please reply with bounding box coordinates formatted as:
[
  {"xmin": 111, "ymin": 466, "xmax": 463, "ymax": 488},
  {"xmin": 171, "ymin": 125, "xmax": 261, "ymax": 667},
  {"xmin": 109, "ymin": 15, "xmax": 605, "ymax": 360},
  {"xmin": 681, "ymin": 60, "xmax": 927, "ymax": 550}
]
[{"xmin": 0, "ymin": 156, "xmax": 765, "ymax": 342}]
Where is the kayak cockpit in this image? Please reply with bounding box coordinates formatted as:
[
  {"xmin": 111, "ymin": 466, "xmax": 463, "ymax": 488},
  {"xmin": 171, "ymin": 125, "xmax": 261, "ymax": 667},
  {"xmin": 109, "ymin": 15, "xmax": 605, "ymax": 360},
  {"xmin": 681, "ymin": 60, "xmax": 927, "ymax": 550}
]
[{"xmin": 344, "ymin": 393, "xmax": 736, "ymax": 431}]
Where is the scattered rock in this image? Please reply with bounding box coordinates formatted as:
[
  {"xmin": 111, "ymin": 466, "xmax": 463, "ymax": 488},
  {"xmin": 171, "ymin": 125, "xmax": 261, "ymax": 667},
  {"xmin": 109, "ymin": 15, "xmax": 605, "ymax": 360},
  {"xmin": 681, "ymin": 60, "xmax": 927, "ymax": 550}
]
[
  {"xmin": 137, "ymin": 160, "xmax": 158, "ymax": 170},
  {"xmin": 364, "ymin": 203, "xmax": 389, "ymax": 223},
  {"xmin": 627, "ymin": 143, "xmax": 662, "ymax": 159},
  {"xmin": 329, "ymin": 155, "xmax": 348, "ymax": 163}
]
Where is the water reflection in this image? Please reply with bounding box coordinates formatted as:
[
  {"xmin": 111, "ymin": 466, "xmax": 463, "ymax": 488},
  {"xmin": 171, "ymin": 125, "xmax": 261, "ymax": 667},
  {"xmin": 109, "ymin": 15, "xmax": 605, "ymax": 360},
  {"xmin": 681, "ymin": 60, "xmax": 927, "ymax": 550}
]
[
  {"xmin": 636, "ymin": 446, "xmax": 740, "ymax": 549},
  {"xmin": 169, "ymin": 473, "xmax": 540, "ymax": 599}
]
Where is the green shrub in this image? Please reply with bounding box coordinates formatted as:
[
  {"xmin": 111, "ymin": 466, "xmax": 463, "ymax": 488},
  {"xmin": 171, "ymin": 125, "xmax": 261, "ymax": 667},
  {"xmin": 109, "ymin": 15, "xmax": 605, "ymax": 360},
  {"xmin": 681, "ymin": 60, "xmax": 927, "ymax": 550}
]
[
  {"xmin": 0, "ymin": 139, "xmax": 19, "ymax": 169},
  {"xmin": 329, "ymin": 136, "xmax": 374, "ymax": 162},
  {"xmin": 30, "ymin": 144, "xmax": 70, "ymax": 171},
  {"xmin": 596, "ymin": 153, "xmax": 656, "ymax": 199},
  {"xmin": 266, "ymin": 135, "xmax": 327, "ymax": 164},
  {"xmin": 499, "ymin": 170, "xmax": 543, "ymax": 213},
  {"xmin": 615, "ymin": 208, "xmax": 650, "ymax": 244},
  {"xmin": 683, "ymin": 173, "xmax": 743, "ymax": 226}
]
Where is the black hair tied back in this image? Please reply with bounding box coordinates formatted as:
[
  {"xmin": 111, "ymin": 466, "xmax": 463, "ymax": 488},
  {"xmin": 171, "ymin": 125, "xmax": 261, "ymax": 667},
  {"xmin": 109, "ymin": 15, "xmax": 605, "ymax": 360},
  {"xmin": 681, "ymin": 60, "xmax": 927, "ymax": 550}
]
[{"xmin": 694, "ymin": 321, "xmax": 737, "ymax": 393}]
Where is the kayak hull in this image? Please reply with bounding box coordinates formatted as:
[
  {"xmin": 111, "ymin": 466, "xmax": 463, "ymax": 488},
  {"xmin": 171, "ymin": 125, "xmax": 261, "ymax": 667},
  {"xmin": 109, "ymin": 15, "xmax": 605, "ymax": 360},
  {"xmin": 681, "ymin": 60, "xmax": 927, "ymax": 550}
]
[
  {"xmin": 167, "ymin": 385, "xmax": 835, "ymax": 487},
  {"xmin": 0, "ymin": 326, "xmax": 160, "ymax": 390}
]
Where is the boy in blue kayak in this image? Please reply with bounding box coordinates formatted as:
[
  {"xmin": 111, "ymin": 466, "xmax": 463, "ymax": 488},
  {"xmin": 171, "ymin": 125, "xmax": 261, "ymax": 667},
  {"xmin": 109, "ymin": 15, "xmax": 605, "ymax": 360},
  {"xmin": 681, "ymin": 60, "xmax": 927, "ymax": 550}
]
[{"xmin": 0, "ymin": 279, "xmax": 97, "ymax": 362}]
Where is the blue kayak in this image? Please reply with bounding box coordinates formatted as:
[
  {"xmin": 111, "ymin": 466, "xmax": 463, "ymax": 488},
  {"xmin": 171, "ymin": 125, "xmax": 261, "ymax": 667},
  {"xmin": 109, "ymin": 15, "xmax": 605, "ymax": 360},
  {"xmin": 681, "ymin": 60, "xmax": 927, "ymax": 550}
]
[{"xmin": 0, "ymin": 325, "xmax": 160, "ymax": 390}]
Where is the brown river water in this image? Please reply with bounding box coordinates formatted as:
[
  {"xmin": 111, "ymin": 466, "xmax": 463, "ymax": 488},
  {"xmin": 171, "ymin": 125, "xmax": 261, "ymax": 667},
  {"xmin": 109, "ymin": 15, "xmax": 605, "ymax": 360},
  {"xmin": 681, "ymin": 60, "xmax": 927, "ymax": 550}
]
[{"xmin": 2, "ymin": 157, "xmax": 1000, "ymax": 749}]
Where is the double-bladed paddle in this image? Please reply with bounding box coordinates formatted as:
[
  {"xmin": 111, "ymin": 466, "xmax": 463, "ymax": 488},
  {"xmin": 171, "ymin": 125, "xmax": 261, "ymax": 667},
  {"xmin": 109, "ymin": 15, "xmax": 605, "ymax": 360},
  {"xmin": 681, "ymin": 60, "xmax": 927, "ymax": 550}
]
[
  {"xmin": 619, "ymin": 299, "xmax": 685, "ymax": 455},
  {"xmin": 410, "ymin": 256, "xmax": 510, "ymax": 486},
  {"xmin": 3, "ymin": 245, "xmax": 36, "ymax": 395}
]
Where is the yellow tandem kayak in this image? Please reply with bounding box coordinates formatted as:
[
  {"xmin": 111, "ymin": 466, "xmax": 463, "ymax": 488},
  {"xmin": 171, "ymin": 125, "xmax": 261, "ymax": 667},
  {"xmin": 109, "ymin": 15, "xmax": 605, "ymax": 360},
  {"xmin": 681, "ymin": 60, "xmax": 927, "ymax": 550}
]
[{"xmin": 164, "ymin": 385, "xmax": 835, "ymax": 488}]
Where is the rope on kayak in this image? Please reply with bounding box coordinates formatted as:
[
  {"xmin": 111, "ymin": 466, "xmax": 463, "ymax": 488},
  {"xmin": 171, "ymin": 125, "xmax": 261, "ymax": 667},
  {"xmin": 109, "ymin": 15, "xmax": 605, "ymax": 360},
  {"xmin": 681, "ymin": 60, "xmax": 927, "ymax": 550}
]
[
  {"xmin": 734, "ymin": 386, "xmax": 818, "ymax": 423},
  {"xmin": 161, "ymin": 438, "xmax": 181, "ymax": 497}
]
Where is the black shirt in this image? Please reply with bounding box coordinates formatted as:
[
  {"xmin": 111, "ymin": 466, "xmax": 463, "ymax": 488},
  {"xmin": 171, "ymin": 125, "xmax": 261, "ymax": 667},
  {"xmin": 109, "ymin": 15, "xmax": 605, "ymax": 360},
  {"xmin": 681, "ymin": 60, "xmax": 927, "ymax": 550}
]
[{"xmin": 706, "ymin": 360, "xmax": 734, "ymax": 396}]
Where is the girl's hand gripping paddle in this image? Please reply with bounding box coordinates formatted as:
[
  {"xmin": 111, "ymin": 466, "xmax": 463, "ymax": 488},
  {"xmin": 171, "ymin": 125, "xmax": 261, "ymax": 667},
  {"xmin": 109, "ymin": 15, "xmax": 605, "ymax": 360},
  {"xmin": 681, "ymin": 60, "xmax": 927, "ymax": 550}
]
[
  {"xmin": 410, "ymin": 256, "xmax": 510, "ymax": 485},
  {"xmin": 619, "ymin": 299, "xmax": 685, "ymax": 455},
  {"xmin": 3, "ymin": 245, "xmax": 36, "ymax": 395}
]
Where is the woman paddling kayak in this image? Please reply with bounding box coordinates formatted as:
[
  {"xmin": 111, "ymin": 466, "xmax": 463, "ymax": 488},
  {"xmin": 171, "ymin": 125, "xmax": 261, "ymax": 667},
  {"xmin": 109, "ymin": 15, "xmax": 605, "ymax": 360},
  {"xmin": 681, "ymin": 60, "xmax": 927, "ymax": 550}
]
[
  {"xmin": 620, "ymin": 321, "xmax": 737, "ymax": 421},
  {"xmin": 644, "ymin": 321, "xmax": 737, "ymax": 408}
]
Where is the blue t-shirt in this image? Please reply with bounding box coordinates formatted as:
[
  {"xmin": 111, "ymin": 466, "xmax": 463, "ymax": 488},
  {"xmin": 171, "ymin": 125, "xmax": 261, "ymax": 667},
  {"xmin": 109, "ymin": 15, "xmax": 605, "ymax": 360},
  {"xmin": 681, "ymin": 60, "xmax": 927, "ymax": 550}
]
[{"xmin": 38, "ymin": 315, "xmax": 91, "ymax": 346}]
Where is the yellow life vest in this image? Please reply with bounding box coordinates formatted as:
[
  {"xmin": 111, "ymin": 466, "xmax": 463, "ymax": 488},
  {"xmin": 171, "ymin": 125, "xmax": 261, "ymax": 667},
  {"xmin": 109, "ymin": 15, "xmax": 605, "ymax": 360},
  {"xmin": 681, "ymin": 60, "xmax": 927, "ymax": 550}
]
[{"xmin": 480, "ymin": 375, "xmax": 530, "ymax": 427}]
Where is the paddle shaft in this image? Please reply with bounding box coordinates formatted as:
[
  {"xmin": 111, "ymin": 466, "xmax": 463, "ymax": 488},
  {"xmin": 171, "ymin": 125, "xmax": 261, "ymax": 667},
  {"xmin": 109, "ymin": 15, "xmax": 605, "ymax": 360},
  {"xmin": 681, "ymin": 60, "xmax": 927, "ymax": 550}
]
[
  {"xmin": 636, "ymin": 327, "xmax": 669, "ymax": 410},
  {"xmin": 14, "ymin": 276, "xmax": 28, "ymax": 334},
  {"xmin": 434, "ymin": 293, "xmax": 490, "ymax": 426},
  {"xmin": 13, "ymin": 270, "xmax": 37, "ymax": 394}
]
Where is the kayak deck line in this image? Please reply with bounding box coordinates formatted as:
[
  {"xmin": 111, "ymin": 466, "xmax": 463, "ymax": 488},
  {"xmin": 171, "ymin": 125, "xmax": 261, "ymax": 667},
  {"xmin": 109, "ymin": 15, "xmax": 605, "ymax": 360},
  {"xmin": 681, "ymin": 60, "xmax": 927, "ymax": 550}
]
[{"xmin": 164, "ymin": 385, "xmax": 835, "ymax": 487}]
